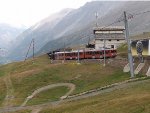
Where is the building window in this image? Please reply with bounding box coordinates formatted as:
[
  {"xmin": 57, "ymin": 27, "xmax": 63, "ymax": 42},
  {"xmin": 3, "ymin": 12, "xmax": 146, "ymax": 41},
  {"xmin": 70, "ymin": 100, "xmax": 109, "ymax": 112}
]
[
  {"xmin": 108, "ymin": 39, "xmax": 111, "ymax": 41},
  {"xmin": 111, "ymin": 45, "xmax": 114, "ymax": 48},
  {"xmin": 117, "ymin": 39, "xmax": 120, "ymax": 41}
]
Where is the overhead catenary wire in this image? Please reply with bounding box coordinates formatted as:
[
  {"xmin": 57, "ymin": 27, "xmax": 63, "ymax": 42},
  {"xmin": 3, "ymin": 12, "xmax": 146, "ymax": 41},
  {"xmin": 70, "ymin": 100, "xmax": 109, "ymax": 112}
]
[{"xmin": 132, "ymin": 10, "xmax": 150, "ymax": 16}]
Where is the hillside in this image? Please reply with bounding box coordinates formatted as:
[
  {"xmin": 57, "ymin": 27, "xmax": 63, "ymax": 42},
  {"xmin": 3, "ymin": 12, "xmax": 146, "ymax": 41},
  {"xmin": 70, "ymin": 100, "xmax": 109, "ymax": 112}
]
[
  {"xmin": 40, "ymin": 79, "xmax": 150, "ymax": 113},
  {"xmin": 1, "ymin": 41, "xmax": 150, "ymax": 113},
  {"xmin": 0, "ymin": 55, "xmax": 132, "ymax": 107}
]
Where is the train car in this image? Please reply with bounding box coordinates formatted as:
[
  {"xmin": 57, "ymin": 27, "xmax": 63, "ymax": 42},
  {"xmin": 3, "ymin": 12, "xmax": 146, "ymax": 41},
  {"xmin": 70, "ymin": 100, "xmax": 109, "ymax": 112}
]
[{"xmin": 51, "ymin": 49, "xmax": 117, "ymax": 60}]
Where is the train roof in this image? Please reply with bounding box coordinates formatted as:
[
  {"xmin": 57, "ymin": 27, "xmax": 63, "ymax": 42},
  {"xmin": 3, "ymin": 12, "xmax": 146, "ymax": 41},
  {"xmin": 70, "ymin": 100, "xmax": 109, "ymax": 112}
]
[{"xmin": 54, "ymin": 48, "xmax": 116, "ymax": 54}]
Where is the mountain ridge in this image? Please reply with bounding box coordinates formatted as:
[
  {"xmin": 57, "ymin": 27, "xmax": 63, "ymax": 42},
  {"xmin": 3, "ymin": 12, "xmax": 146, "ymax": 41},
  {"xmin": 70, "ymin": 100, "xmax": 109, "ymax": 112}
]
[{"xmin": 7, "ymin": 1, "xmax": 150, "ymax": 62}]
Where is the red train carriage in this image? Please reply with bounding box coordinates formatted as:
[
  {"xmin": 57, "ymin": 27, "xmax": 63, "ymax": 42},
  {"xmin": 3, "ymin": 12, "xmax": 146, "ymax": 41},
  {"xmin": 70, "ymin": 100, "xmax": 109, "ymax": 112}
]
[{"xmin": 53, "ymin": 49, "xmax": 117, "ymax": 60}]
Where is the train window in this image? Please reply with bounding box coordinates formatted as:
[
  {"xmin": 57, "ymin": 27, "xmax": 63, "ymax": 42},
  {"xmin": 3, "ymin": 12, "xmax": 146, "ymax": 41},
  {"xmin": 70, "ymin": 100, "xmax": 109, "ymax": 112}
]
[
  {"xmin": 67, "ymin": 53, "xmax": 70, "ymax": 56},
  {"xmin": 92, "ymin": 51, "xmax": 95, "ymax": 55},
  {"xmin": 86, "ymin": 52, "xmax": 90, "ymax": 55},
  {"xmin": 69, "ymin": 53, "xmax": 72, "ymax": 56},
  {"xmin": 95, "ymin": 52, "xmax": 99, "ymax": 54}
]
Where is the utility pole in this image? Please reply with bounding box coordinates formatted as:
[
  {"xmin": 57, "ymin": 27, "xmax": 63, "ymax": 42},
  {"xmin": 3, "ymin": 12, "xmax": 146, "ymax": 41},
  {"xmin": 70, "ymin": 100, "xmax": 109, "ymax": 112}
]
[
  {"xmin": 77, "ymin": 49, "xmax": 80, "ymax": 63},
  {"xmin": 95, "ymin": 12, "xmax": 98, "ymax": 27},
  {"xmin": 103, "ymin": 38, "xmax": 106, "ymax": 67},
  {"xmin": 24, "ymin": 38, "xmax": 35, "ymax": 62},
  {"xmin": 32, "ymin": 38, "xmax": 35, "ymax": 62},
  {"xmin": 24, "ymin": 39, "xmax": 33, "ymax": 62},
  {"xmin": 124, "ymin": 11, "xmax": 134, "ymax": 78},
  {"xmin": 63, "ymin": 42, "xmax": 65, "ymax": 63}
]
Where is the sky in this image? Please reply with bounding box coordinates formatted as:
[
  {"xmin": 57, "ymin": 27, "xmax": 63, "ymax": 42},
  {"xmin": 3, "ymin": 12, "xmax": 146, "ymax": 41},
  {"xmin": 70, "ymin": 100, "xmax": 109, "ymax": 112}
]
[{"xmin": 0, "ymin": 0, "xmax": 93, "ymax": 27}]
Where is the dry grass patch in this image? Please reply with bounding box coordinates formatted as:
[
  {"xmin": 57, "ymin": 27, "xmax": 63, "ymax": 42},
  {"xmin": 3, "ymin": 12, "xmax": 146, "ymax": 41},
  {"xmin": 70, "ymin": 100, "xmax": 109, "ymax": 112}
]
[{"xmin": 41, "ymin": 80, "xmax": 150, "ymax": 113}]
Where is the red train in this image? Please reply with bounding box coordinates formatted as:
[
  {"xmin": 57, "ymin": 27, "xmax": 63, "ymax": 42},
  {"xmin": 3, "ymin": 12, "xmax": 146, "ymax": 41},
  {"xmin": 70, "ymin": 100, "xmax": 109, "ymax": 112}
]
[{"xmin": 48, "ymin": 49, "xmax": 117, "ymax": 60}]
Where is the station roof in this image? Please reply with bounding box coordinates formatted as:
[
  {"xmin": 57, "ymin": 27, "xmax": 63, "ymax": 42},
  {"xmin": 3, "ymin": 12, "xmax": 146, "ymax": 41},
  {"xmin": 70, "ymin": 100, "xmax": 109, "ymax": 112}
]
[
  {"xmin": 93, "ymin": 26, "xmax": 125, "ymax": 32},
  {"xmin": 130, "ymin": 32, "xmax": 150, "ymax": 40}
]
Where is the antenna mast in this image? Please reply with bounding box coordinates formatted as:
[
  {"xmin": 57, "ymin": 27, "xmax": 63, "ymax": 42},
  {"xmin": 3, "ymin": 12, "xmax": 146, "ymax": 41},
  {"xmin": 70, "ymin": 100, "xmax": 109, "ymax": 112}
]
[{"xmin": 95, "ymin": 12, "xmax": 98, "ymax": 27}]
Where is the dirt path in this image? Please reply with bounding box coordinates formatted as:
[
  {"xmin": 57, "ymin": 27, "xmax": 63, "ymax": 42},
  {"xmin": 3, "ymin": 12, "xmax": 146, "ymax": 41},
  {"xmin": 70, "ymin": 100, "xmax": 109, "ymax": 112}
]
[
  {"xmin": 31, "ymin": 107, "xmax": 42, "ymax": 113},
  {"xmin": 21, "ymin": 83, "xmax": 76, "ymax": 107},
  {"xmin": 2, "ymin": 75, "xmax": 15, "ymax": 107},
  {"xmin": 0, "ymin": 78, "xmax": 149, "ymax": 113}
]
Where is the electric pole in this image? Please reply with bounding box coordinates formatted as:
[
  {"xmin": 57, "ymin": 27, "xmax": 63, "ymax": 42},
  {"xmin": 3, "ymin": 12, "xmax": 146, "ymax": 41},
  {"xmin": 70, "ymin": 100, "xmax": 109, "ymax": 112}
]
[
  {"xmin": 95, "ymin": 12, "xmax": 98, "ymax": 27},
  {"xmin": 103, "ymin": 38, "xmax": 106, "ymax": 67},
  {"xmin": 24, "ymin": 39, "xmax": 35, "ymax": 62},
  {"xmin": 124, "ymin": 11, "xmax": 134, "ymax": 78},
  {"xmin": 63, "ymin": 42, "xmax": 65, "ymax": 63},
  {"xmin": 32, "ymin": 38, "xmax": 35, "ymax": 62},
  {"xmin": 77, "ymin": 49, "xmax": 80, "ymax": 63},
  {"xmin": 24, "ymin": 39, "xmax": 33, "ymax": 62}
]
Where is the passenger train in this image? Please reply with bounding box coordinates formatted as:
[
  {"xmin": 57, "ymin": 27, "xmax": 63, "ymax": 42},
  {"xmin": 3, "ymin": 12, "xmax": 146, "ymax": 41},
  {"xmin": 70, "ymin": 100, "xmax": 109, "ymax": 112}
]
[{"xmin": 48, "ymin": 49, "xmax": 117, "ymax": 60}]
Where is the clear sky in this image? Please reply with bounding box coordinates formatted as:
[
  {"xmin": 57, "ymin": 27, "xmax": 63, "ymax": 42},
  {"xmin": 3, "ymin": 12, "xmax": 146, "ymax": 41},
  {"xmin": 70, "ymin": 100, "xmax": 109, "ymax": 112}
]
[{"xmin": 0, "ymin": 0, "xmax": 93, "ymax": 27}]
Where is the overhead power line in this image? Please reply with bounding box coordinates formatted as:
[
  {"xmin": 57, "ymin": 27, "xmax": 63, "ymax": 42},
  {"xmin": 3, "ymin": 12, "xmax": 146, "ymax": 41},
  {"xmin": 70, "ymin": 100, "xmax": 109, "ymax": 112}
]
[{"xmin": 132, "ymin": 10, "xmax": 150, "ymax": 16}]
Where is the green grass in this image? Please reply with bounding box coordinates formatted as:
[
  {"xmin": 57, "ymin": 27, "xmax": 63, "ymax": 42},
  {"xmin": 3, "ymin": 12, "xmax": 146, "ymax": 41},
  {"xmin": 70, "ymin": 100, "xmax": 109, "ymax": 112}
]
[
  {"xmin": 41, "ymin": 79, "xmax": 150, "ymax": 113},
  {"xmin": 0, "ymin": 78, "xmax": 6, "ymax": 106},
  {"xmin": 10, "ymin": 60, "xmax": 131, "ymax": 106},
  {"xmin": 0, "ymin": 54, "xmax": 141, "ymax": 107},
  {"xmin": 8, "ymin": 110, "xmax": 31, "ymax": 113},
  {"xmin": 117, "ymin": 44, "xmax": 128, "ymax": 58},
  {"xmin": 27, "ymin": 86, "xmax": 69, "ymax": 105}
]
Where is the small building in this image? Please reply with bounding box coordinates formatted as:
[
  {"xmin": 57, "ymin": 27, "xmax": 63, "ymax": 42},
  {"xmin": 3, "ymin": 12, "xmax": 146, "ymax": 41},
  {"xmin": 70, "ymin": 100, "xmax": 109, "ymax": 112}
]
[{"xmin": 93, "ymin": 26, "xmax": 125, "ymax": 50}]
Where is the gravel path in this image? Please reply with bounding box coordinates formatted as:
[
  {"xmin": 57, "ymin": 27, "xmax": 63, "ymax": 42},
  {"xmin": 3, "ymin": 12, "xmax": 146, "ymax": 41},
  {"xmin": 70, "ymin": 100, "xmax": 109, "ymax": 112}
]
[
  {"xmin": 2, "ymin": 75, "xmax": 14, "ymax": 108},
  {"xmin": 0, "ymin": 78, "xmax": 149, "ymax": 113},
  {"xmin": 31, "ymin": 107, "xmax": 42, "ymax": 113},
  {"xmin": 21, "ymin": 83, "xmax": 75, "ymax": 107}
]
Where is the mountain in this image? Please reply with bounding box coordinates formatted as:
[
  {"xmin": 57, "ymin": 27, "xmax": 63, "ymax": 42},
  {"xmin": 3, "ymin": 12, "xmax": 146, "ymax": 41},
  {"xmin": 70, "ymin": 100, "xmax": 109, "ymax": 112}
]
[
  {"xmin": 8, "ymin": 1, "xmax": 150, "ymax": 62},
  {"xmin": 39, "ymin": 1, "xmax": 150, "ymax": 53},
  {"xmin": 8, "ymin": 8, "xmax": 73, "ymax": 61},
  {"xmin": 0, "ymin": 23, "xmax": 26, "ymax": 50},
  {"xmin": 0, "ymin": 23, "xmax": 26, "ymax": 64}
]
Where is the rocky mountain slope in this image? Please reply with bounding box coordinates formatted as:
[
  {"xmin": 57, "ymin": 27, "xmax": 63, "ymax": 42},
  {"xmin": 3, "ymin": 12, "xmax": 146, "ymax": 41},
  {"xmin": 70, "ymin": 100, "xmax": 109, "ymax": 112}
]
[
  {"xmin": 0, "ymin": 23, "xmax": 26, "ymax": 64},
  {"xmin": 8, "ymin": 1, "xmax": 150, "ymax": 62}
]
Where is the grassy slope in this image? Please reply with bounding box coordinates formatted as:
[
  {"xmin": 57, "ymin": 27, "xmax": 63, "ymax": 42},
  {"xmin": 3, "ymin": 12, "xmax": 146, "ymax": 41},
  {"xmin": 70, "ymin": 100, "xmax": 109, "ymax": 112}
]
[
  {"xmin": 27, "ymin": 86, "xmax": 69, "ymax": 105},
  {"xmin": 0, "ymin": 78, "xmax": 6, "ymax": 106},
  {"xmin": 9, "ymin": 56, "xmax": 131, "ymax": 106},
  {"xmin": 41, "ymin": 79, "xmax": 150, "ymax": 113},
  {"xmin": 8, "ymin": 110, "xmax": 31, "ymax": 113},
  {"xmin": 0, "ymin": 54, "xmax": 138, "ymax": 106}
]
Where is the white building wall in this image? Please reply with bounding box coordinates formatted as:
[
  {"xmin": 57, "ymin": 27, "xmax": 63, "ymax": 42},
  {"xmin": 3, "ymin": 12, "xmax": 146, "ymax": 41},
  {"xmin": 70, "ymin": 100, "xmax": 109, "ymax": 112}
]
[{"xmin": 95, "ymin": 40, "xmax": 126, "ymax": 50}]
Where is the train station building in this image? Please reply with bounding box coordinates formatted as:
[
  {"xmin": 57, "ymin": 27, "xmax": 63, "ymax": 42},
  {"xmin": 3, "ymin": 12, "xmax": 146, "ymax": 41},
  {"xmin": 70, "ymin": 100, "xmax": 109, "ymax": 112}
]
[{"xmin": 93, "ymin": 26, "xmax": 125, "ymax": 50}]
